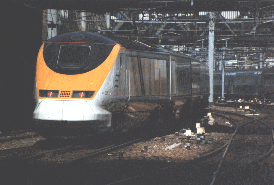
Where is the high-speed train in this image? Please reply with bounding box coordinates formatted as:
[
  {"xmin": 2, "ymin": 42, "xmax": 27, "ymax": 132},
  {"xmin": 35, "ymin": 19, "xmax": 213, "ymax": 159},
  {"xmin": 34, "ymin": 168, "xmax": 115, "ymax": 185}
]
[{"xmin": 33, "ymin": 31, "xmax": 209, "ymax": 134}]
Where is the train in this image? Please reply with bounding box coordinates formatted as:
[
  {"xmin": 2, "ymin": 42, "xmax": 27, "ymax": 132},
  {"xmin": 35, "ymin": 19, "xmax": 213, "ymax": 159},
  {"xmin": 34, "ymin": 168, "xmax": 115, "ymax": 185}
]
[
  {"xmin": 214, "ymin": 68, "xmax": 274, "ymax": 100},
  {"xmin": 33, "ymin": 31, "xmax": 209, "ymax": 135}
]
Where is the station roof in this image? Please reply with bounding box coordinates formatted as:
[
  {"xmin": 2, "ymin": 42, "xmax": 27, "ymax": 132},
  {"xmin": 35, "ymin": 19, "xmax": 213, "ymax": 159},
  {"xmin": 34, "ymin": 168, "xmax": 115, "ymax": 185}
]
[
  {"xmin": 6, "ymin": 0, "xmax": 274, "ymax": 62},
  {"xmin": 6, "ymin": 0, "xmax": 274, "ymax": 13}
]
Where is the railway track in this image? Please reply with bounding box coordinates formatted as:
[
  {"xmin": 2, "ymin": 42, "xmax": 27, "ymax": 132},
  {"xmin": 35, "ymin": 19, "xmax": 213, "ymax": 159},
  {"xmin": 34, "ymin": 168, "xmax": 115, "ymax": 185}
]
[
  {"xmin": 0, "ymin": 125, "xmax": 170, "ymax": 185},
  {"xmin": 1, "ymin": 105, "xmax": 273, "ymax": 185},
  {"xmin": 101, "ymin": 108, "xmax": 273, "ymax": 185},
  {"xmin": 0, "ymin": 122, "xmax": 164, "ymax": 166}
]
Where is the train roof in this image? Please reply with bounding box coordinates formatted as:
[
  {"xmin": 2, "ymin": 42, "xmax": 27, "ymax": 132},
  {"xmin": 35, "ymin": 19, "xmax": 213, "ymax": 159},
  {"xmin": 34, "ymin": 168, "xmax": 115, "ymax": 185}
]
[
  {"xmin": 46, "ymin": 31, "xmax": 117, "ymax": 45},
  {"xmin": 46, "ymin": 31, "xmax": 197, "ymax": 60},
  {"xmin": 110, "ymin": 36, "xmax": 195, "ymax": 60},
  {"xmin": 100, "ymin": 32, "xmax": 202, "ymax": 61}
]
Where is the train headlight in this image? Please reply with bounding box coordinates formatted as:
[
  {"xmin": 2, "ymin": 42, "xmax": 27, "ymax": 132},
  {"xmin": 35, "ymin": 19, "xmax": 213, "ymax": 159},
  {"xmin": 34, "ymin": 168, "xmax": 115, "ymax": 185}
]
[
  {"xmin": 72, "ymin": 91, "xmax": 95, "ymax": 98},
  {"xmin": 39, "ymin": 90, "xmax": 59, "ymax": 98},
  {"xmin": 79, "ymin": 92, "xmax": 85, "ymax": 98},
  {"xmin": 48, "ymin": 91, "xmax": 54, "ymax": 97}
]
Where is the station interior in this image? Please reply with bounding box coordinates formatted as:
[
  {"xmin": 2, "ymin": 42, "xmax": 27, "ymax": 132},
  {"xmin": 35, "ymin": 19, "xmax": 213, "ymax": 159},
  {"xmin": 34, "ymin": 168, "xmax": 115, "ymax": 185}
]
[
  {"xmin": 2, "ymin": 1, "xmax": 274, "ymax": 185},
  {"xmin": 2, "ymin": 0, "xmax": 274, "ymax": 129}
]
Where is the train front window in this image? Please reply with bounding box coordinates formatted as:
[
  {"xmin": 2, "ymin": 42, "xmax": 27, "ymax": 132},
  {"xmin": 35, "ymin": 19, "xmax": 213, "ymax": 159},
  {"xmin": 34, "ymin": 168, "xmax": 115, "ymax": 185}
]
[
  {"xmin": 57, "ymin": 45, "xmax": 90, "ymax": 69},
  {"xmin": 44, "ymin": 43, "xmax": 115, "ymax": 75}
]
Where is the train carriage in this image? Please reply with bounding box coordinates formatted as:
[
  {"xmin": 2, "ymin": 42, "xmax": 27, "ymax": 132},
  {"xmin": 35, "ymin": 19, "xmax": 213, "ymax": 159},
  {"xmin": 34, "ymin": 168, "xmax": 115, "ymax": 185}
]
[
  {"xmin": 33, "ymin": 31, "xmax": 209, "ymax": 134},
  {"xmin": 213, "ymin": 69, "xmax": 274, "ymax": 101}
]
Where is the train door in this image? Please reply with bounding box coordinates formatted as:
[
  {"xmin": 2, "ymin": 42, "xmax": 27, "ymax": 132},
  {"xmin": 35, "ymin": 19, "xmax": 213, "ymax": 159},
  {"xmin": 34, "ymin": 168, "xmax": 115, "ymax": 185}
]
[
  {"xmin": 171, "ymin": 60, "xmax": 176, "ymax": 96},
  {"xmin": 176, "ymin": 62, "xmax": 191, "ymax": 96},
  {"xmin": 113, "ymin": 53, "xmax": 129, "ymax": 98}
]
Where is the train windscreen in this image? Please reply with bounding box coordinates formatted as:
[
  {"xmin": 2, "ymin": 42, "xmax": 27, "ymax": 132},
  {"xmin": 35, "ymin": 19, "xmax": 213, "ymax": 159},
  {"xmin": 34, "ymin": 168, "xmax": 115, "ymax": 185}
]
[
  {"xmin": 58, "ymin": 45, "xmax": 90, "ymax": 69},
  {"xmin": 43, "ymin": 43, "xmax": 115, "ymax": 75}
]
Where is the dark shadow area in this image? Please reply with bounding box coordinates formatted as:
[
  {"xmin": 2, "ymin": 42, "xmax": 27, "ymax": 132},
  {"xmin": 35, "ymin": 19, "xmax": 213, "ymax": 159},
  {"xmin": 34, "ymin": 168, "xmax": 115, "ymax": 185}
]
[
  {"xmin": 32, "ymin": 138, "xmax": 77, "ymax": 150},
  {"xmin": 31, "ymin": 131, "xmax": 116, "ymax": 150},
  {"xmin": 215, "ymin": 162, "xmax": 274, "ymax": 185},
  {"xmin": 237, "ymin": 123, "xmax": 272, "ymax": 135},
  {"xmin": 0, "ymin": 2, "xmax": 42, "ymax": 132},
  {"xmin": 0, "ymin": 133, "xmax": 39, "ymax": 143},
  {"xmin": 179, "ymin": 95, "xmax": 209, "ymax": 131},
  {"xmin": 3, "ymin": 153, "xmax": 272, "ymax": 185},
  {"xmin": 0, "ymin": 156, "xmax": 218, "ymax": 185}
]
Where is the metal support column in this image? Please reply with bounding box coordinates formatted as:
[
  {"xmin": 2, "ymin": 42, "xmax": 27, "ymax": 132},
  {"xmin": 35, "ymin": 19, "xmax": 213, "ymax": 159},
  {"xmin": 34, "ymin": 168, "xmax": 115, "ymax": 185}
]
[
  {"xmin": 222, "ymin": 60, "xmax": 225, "ymax": 99},
  {"xmin": 47, "ymin": 9, "xmax": 58, "ymax": 39},
  {"xmin": 260, "ymin": 52, "xmax": 264, "ymax": 69},
  {"xmin": 105, "ymin": 12, "xmax": 110, "ymax": 29},
  {"xmin": 208, "ymin": 12, "xmax": 215, "ymax": 105},
  {"xmin": 221, "ymin": 50, "xmax": 225, "ymax": 99},
  {"xmin": 170, "ymin": 55, "xmax": 172, "ymax": 100},
  {"xmin": 81, "ymin": 11, "xmax": 86, "ymax": 31}
]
